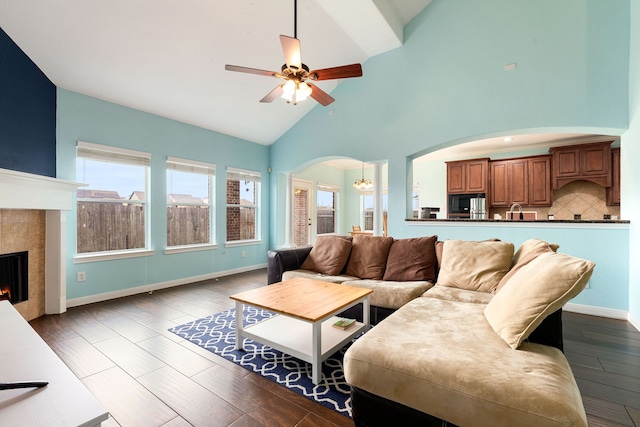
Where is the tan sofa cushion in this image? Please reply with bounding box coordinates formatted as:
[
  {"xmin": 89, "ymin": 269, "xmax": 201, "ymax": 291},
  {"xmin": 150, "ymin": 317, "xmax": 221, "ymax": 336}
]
[
  {"xmin": 436, "ymin": 240, "xmax": 514, "ymax": 293},
  {"xmin": 495, "ymin": 238, "xmax": 559, "ymax": 293},
  {"xmin": 299, "ymin": 235, "xmax": 352, "ymax": 276},
  {"xmin": 512, "ymin": 238, "xmax": 560, "ymax": 265},
  {"xmin": 342, "ymin": 279, "xmax": 434, "ymax": 309},
  {"xmin": 344, "ymin": 297, "xmax": 587, "ymax": 427},
  {"xmin": 344, "ymin": 235, "xmax": 394, "ymax": 280},
  {"xmin": 281, "ymin": 269, "xmax": 360, "ymax": 284},
  {"xmin": 485, "ymin": 252, "xmax": 595, "ymax": 349},
  {"xmin": 422, "ymin": 285, "xmax": 494, "ymax": 305},
  {"xmin": 383, "ymin": 235, "xmax": 438, "ymax": 282}
]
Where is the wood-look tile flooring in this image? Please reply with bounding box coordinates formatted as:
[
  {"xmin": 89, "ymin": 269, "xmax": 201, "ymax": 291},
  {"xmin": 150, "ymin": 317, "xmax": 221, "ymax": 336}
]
[{"xmin": 29, "ymin": 269, "xmax": 639, "ymax": 426}]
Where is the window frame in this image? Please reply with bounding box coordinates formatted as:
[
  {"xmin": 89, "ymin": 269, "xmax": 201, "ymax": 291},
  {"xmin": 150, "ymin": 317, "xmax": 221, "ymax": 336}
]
[
  {"xmin": 74, "ymin": 141, "xmax": 153, "ymax": 263},
  {"xmin": 316, "ymin": 183, "xmax": 340, "ymax": 236},
  {"xmin": 361, "ymin": 187, "xmax": 388, "ymax": 231},
  {"xmin": 225, "ymin": 167, "xmax": 262, "ymax": 246},
  {"xmin": 165, "ymin": 156, "xmax": 217, "ymax": 254}
]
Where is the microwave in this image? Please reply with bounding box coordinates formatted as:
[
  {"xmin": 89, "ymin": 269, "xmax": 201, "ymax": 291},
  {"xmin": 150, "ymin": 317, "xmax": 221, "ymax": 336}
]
[{"xmin": 448, "ymin": 193, "xmax": 485, "ymax": 218}]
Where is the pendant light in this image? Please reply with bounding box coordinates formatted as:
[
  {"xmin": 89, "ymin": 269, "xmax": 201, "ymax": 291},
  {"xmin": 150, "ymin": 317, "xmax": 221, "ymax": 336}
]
[{"xmin": 353, "ymin": 162, "xmax": 373, "ymax": 191}]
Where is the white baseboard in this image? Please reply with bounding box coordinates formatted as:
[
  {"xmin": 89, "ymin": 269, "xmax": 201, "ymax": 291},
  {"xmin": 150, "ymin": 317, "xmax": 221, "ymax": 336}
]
[
  {"xmin": 564, "ymin": 303, "xmax": 640, "ymax": 332},
  {"xmin": 66, "ymin": 263, "xmax": 267, "ymax": 308},
  {"xmin": 563, "ymin": 303, "xmax": 629, "ymax": 320},
  {"xmin": 629, "ymin": 312, "xmax": 640, "ymax": 332}
]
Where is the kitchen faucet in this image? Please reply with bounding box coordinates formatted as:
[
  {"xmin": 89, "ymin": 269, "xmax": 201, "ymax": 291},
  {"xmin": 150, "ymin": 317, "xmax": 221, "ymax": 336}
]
[{"xmin": 510, "ymin": 203, "xmax": 523, "ymax": 220}]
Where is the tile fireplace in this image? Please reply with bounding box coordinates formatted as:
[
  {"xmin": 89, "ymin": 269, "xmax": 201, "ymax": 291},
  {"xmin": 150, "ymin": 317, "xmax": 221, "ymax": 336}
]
[
  {"xmin": 0, "ymin": 251, "xmax": 28, "ymax": 304},
  {"xmin": 0, "ymin": 168, "xmax": 84, "ymax": 321}
]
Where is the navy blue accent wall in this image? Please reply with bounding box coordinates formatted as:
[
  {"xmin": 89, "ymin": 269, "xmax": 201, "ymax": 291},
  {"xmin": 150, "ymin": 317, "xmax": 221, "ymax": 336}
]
[{"xmin": 0, "ymin": 27, "xmax": 56, "ymax": 177}]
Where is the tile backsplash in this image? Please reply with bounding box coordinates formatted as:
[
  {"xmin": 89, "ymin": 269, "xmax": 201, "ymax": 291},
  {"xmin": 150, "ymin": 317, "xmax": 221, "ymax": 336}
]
[{"xmin": 489, "ymin": 181, "xmax": 621, "ymax": 220}]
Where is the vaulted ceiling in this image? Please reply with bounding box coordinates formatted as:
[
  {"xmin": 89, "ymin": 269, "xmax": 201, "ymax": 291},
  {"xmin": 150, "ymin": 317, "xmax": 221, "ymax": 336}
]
[{"xmin": 0, "ymin": 0, "xmax": 432, "ymax": 145}]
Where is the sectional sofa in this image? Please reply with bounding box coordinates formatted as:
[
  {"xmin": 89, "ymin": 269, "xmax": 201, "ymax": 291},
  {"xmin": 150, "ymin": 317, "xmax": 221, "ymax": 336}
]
[{"xmin": 267, "ymin": 235, "xmax": 594, "ymax": 426}]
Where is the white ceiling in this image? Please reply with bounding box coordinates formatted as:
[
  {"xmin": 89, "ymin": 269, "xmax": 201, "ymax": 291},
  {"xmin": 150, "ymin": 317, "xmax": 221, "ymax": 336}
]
[
  {"xmin": 0, "ymin": 0, "xmax": 432, "ymax": 145},
  {"xmin": 1, "ymin": 1, "xmax": 616, "ymax": 169}
]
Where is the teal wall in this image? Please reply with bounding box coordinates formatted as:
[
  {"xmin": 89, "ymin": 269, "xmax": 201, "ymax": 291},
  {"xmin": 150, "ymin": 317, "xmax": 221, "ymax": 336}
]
[
  {"xmin": 401, "ymin": 223, "xmax": 629, "ymax": 311},
  {"xmin": 624, "ymin": 0, "xmax": 640, "ymax": 323},
  {"xmin": 44, "ymin": 0, "xmax": 637, "ymax": 319},
  {"xmin": 271, "ymin": 0, "xmax": 630, "ymax": 246},
  {"xmin": 56, "ymin": 89, "xmax": 270, "ymax": 300},
  {"xmin": 269, "ymin": 0, "xmax": 633, "ymax": 314}
]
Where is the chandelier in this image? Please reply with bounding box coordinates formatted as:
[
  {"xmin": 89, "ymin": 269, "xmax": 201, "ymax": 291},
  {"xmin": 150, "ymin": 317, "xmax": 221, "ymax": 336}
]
[{"xmin": 353, "ymin": 162, "xmax": 373, "ymax": 191}]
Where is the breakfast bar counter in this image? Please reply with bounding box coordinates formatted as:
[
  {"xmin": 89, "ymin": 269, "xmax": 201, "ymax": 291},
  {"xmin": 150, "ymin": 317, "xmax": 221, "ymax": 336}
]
[{"xmin": 406, "ymin": 218, "xmax": 630, "ymax": 229}]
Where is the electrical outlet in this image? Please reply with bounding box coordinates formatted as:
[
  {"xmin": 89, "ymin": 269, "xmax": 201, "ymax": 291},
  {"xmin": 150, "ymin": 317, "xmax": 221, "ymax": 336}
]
[
  {"xmin": 241, "ymin": 250, "xmax": 246, "ymax": 258},
  {"xmin": 77, "ymin": 271, "xmax": 86, "ymax": 282}
]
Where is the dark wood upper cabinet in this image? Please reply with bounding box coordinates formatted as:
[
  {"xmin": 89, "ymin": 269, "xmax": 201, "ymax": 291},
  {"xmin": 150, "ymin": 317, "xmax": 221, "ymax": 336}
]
[
  {"xmin": 446, "ymin": 158, "xmax": 489, "ymax": 194},
  {"xmin": 528, "ymin": 155, "xmax": 552, "ymax": 206},
  {"xmin": 489, "ymin": 155, "xmax": 550, "ymax": 207},
  {"xmin": 607, "ymin": 147, "xmax": 620, "ymax": 206},
  {"xmin": 550, "ymin": 141, "xmax": 612, "ymax": 189},
  {"xmin": 489, "ymin": 159, "xmax": 528, "ymax": 206}
]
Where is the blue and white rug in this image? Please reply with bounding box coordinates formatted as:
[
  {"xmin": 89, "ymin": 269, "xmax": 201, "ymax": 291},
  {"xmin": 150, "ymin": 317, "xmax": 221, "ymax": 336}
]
[{"xmin": 168, "ymin": 306, "xmax": 354, "ymax": 417}]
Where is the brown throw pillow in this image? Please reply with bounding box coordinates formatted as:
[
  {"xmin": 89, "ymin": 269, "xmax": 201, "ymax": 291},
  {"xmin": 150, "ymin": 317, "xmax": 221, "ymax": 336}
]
[
  {"xmin": 300, "ymin": 236, "xmax": 352, "ymax": 276},
  {"xmin": 383, "ymin": 235, "xmax": 438, "ymax": 282},
  {"xmin": 485, "ymin": 252, "xmax": 595, "ymax": 349},
  {"xmin": 344, "ymin": 235, "xmax": 394, "ymax": 280},
  {"xmin": 494, "ymin": 238, "xmax": 559, "ymax": 293}
]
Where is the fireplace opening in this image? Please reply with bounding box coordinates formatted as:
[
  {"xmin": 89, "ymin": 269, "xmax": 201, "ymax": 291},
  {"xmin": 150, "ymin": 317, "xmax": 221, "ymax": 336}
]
[{"xmin": 0, "ymin": 251, "xmax": 28, "ymax": 304}]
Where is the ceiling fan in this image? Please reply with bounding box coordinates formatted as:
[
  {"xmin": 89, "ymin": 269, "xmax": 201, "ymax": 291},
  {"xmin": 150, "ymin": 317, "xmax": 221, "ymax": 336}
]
[{"xmin": 225, "ymin": 0, "xmax": 363, "ymax": 106}]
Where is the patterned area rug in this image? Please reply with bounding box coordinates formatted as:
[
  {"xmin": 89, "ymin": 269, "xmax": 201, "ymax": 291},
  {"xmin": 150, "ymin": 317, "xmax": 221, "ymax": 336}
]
[{"xmin": 168, "ymin": 307, "xmax": 354, "ymax": 417}]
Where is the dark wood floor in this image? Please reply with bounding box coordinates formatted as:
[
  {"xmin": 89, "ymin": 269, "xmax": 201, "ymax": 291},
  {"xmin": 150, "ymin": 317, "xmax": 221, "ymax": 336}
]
[{"xmin": 29, "ymin": 269, "xmax": 639, "ymax": 427}]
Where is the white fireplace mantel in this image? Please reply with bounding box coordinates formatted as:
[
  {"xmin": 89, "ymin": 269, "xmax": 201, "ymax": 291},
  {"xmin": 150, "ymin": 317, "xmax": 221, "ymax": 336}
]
[
  {"xmin": 0, "ymin": 168, "xmax": 85, "ymax": 314},
  {"xmin": 0, "ymin": 168, "xmax": 84, "ymax": 211}
]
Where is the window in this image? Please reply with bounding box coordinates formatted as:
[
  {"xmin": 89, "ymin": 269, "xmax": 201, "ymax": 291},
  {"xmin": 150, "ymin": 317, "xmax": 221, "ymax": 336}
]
[
  {"xmin": 362, "ymin": 190, "xmax": 388, "ymax": 231},
  {"xmin": 317, "ymin": 184, "xmax": 339, "ymax": 235},
  {"xmin": 76, "ymin": 141, "xmax": 150, "ymax": 254},
  {"xmin": 226, "ymin": 167, "xmax": 261, "ymax": 242},
  {"xmin": 167, "ymin": 157, "xmax": 215, "ymax": 248}
]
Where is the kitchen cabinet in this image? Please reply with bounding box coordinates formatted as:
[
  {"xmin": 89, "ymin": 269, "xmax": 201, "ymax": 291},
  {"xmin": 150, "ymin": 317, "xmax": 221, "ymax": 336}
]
[
  {"xmin": 489, "ymin": 155, "xmax": 551, "ymax": 207},
  {"xmin": 446, "ymin": 158, "xmax": 489, "ymax": 194},
  {"xmin": 607, "ymin": 147, "xmax": 620, "ymax": 206},
  {"xmin": 528, "ymin": 155, "xmax": 552, "ymax": 206},
  {"xmin": 550, "ymin": 141, "xmax": 612, "ymax": 189},
  {"xmin": 489, "ymin": 159, "xmax": 528, "ymax": 207}
]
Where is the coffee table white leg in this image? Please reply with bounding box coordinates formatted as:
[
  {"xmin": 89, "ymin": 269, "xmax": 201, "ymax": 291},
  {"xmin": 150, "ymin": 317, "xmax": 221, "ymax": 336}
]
[
  {"xmin": 363, "ymin": 295, "xmax": 371, "ymax": 330},
  {"xmin": 235, "ymin": 301, "xmax": 244, "ymax": 350},
  {"xmin": 311, "ymin": 321, "xmax": 321, "ymax": 385}
]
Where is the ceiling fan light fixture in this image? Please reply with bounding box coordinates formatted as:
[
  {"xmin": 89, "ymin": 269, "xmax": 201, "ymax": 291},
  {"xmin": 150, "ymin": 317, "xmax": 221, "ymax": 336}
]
[
  {"xmin": 281, "ymin": 80, "xmax": 312, "ymax": 104},
  {"xmin": 224, "ymin": 0, "xmax": 361, "ymax": 106}
]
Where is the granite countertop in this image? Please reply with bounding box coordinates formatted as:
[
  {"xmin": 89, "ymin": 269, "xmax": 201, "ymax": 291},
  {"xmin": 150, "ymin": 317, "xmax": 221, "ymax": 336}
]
[{"xmin": 406, "ymin": 218, "xmax": 630, "ymax": 224}]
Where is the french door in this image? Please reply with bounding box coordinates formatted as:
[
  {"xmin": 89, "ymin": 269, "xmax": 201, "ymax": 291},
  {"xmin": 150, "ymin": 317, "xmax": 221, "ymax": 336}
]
[{"xmin": 293, "ymin": 179, "xmax": 313, "ymax": 246}]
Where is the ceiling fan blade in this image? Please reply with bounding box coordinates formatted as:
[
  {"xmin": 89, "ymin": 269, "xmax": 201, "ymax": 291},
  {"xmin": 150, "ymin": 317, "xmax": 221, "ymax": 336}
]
[
  {"xmin": 260, "ymin": 85, "xmax": 284, "ymax": 103},
  {"xmin": 309, "ymin": 63, "xmax": 363, "ymax": 81},
  {"xmin": 280, "ymin": 35, "xmax": 302, "ymax": 70},
  {"xmin": 225, "ymin": 64, "xmax": 278, "ymax": 77},
  {"xmin": 307, "ymin": 83, "xmax": 335, "ymax": 106}
]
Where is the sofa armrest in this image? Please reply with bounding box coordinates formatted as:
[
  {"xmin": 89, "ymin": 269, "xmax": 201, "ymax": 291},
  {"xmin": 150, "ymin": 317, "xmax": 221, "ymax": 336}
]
[{"xmin": 267, "ymin": 246, "xmax": 313, "ymax": 284}]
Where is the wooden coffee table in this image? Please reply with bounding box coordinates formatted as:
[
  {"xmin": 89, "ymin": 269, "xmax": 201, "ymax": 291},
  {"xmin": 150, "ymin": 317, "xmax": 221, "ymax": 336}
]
[{"xmin": 230, "ymin": 276, "xmax": 372, "ymax": 385}]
